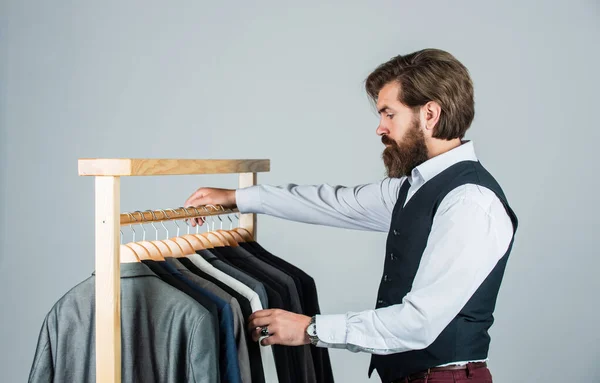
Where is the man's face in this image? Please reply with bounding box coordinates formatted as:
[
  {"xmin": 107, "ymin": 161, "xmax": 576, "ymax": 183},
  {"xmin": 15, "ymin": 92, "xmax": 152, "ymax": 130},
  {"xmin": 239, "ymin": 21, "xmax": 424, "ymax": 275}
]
[{"xmin": 375, "ymin": 82, "xmax": 429, "ymax": 178}]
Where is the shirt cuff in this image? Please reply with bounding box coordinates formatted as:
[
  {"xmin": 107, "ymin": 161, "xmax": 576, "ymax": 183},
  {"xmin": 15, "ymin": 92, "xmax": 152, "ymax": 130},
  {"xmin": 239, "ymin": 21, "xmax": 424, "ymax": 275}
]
[
  {"xmin": 235, "ymin": 186, "xmax": 264, "ymax": 214},
  {"xmin": 315, "ymin": 314, "xmax": 348, "ymax": 348}
]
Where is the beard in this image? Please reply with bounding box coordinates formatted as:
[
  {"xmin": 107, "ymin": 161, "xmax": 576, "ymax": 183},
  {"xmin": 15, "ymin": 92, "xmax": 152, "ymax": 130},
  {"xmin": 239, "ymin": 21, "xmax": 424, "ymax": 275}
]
[{"xmin": 382, "ymin": 118, "xmax": 429, "ymax": 178}]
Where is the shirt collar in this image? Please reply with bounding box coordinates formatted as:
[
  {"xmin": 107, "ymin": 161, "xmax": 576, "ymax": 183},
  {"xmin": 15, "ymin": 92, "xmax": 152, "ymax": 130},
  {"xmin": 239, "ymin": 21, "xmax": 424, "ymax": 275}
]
[{"xmin": 409, "ymin": 140, "xmax": 478, "ymax": 184}]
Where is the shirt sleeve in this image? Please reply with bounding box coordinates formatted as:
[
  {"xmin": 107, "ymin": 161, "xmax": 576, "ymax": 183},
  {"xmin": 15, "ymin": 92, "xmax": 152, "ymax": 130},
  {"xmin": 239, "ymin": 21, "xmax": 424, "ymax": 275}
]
[
  {"xmin": 235, "ymin": 178, "xmax": 404, "ymax": 232},
  {"xmin": 314, "ymin": 184, "xmax": 515, "ymax": 354}
]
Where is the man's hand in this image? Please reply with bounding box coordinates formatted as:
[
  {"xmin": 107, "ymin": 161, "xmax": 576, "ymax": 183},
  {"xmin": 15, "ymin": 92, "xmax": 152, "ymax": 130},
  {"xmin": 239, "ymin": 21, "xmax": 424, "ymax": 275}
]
[
  {"xmin": 248, "ymin": 309, "xmax": 311, "ymax": 346},
  {"xmin": 184, "ymin": 187, "xmax": 236, "ymax": 226}
]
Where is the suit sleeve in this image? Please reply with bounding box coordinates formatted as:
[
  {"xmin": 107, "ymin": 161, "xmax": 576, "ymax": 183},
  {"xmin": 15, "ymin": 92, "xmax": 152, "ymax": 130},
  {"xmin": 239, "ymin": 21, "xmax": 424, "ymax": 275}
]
[
  {"xmin": 189, "ymin": 314, "xmax": 219, "ymax": 383},
  {"xmin": 28, "ymin": 315, "xmax": 54, "ymax": 383}
]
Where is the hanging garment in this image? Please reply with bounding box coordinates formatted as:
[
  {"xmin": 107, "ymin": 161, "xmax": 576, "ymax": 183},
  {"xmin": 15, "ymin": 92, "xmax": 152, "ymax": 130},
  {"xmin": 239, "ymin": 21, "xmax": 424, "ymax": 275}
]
[
  {"xmin": 197, "ymin": 249, "xmax": 269, "ymax": 309},
  {"xmin": 186, "ymin": 252, "xmax": 277, "ymax": 383},
  {"xmin": 199, "ymin": 249, "xmax": 294, "ymax": 383},
  {"xmin": 166, "ymin": 257, "xmax": 252, "ymax": 383},
  {"xmin": 227, "ymin": 246, "xmax": 318, "ymax": 383},
  {"xmin": 207, "ymin": 246, "xmax": 315, "ymax": 383},
  {"xmin": 175, "ymin": 258, "xmax": 266, "ymax": 383},
  {"xmin": 29, "ymin": 262, "xmax": 219, "ymax": 383},
  {"xmin": 241, "ymin": 241, "xmax": 335, "ymax": 383},
  {"xmin": 158, "ymin": 260, "xmax": 242, "ymax": 383}
]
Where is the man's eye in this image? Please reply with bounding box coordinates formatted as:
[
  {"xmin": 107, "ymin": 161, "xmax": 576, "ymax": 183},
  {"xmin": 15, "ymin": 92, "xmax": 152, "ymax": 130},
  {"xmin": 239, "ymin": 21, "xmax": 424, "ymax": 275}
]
[{"xmin": 387, "ymin": 114, "xmax": 394, "ymax": 119}]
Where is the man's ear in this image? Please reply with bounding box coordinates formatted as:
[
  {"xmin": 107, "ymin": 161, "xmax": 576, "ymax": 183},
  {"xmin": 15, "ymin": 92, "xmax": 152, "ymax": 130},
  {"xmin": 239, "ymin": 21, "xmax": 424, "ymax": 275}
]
[{"xmin": 422, "ymin": 101, "xmax": 441, "ymax": 134}]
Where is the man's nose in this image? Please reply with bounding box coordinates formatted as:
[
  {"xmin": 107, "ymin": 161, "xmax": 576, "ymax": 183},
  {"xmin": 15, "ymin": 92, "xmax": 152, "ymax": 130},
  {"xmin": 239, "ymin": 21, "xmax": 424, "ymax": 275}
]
[{"xmin": 376, "ymin": 124, "xmax": 388, "ymax": 136}]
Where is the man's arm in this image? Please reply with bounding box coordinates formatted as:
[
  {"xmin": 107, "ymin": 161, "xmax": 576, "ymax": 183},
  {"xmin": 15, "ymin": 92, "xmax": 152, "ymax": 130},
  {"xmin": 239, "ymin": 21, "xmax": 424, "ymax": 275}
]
[
  {"xmin": 185, "ymin": 178, "xmax": 404, "ymax": 232},
  {"xmin": 235, "ymin": 179, "xmax": 403, "ymax": 232},
  {"xmin": 313, "ymin": 185, "xmax": 515, "ymax": 354}
]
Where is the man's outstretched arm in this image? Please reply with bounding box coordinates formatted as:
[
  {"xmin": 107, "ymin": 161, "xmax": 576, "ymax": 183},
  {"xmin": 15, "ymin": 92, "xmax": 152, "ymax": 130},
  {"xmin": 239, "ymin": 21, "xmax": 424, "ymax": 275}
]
[{"xmin": 185, "ymin": 178, "xmax": 404, "ymax": 232}]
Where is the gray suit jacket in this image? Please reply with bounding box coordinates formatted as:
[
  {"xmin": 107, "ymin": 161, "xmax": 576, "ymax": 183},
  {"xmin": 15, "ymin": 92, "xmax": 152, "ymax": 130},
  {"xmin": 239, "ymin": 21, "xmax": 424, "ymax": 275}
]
[{"xmin": 29, "ymin": 262, "xmax": 219, "ymax": 383}]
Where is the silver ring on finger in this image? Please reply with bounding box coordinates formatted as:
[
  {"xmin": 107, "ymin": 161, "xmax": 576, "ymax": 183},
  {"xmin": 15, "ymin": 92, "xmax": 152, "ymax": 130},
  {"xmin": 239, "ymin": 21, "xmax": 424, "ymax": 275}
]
[{"xmin": 260, "ymin": 326, "xmax": 270, "ymax": 337}]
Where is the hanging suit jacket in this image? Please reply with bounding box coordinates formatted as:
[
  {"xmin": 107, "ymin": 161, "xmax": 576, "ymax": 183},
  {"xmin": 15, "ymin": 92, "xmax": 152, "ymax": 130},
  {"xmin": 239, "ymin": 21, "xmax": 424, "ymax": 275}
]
[
  {"xmin": 166, "ymin": 257, "xmax": 252, "ymax": 383},
  {"xmin": 186, "ymin": 252, "xmax": 278, "ymax": 383},
  {"xmin": 28, "ymin": 262, "xmax": 218, "ymax": 383},
  {"xmin": 241, "ymin": 241, "xmax": 335, "ymax": 383}
]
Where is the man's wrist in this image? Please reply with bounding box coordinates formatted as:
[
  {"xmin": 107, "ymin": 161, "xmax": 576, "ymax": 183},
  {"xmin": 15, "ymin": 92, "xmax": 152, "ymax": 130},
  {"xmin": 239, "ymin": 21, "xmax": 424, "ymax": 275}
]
[{"xmin": 306, "ymin": 315, "xmax": 319, "ymax": 346}]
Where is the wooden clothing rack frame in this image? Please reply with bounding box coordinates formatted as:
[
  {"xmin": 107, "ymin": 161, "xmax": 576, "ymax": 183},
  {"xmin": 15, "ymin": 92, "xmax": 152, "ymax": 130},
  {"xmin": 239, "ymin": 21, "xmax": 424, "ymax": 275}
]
[{"xmin": 78, "ymin": 158, "xmax": 270, "ymax": 383}]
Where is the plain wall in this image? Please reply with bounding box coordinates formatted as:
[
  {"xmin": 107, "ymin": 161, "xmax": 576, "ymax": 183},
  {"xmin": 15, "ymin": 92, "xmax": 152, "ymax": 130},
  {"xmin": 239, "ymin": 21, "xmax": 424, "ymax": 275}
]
[{"xmin": 1, "ymin": 1, "xmax": 599, "ymax": 382}]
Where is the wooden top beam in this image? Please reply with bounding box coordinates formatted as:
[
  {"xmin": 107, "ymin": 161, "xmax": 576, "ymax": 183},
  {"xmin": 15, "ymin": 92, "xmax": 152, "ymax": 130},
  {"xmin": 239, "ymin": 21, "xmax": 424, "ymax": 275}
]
[{"xmin": 78, "ymin": 159, "xmax": 270, "ymax": 176}]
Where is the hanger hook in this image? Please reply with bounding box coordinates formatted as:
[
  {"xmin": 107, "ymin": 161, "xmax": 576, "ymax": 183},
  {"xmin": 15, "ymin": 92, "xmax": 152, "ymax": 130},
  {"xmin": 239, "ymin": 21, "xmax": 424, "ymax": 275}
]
[
  {"xmin": 127, "ymin": 212, "xmax": 137, "ymax": 242},
  {"xmin": 216, "ymin": 205, "xmax": 225, "ymax": 230},
  {"xmin": 201, "ymin": 206, "xmax": 213, "ymax": 232},
  {"xmin": 205, "ymin": 205, "xmax": 222, "ymax": 230},
  {"xmin": 225, "ymin": 207, "xmax": 234, "ymax": 230},
  {"xmin": 133, "ymin": 211, "xmax": 146, "ymax": 241},
  {"xmin": 147, "ymin": 210, "xmax": 160, "ymax": 240},
  {"xmin": 180, "ymin": 206, "xmax": 192, "ymax": 235},
  {"xmin": 168, "ymin": 208, "xmax": 181, "ymax": 237},
  {"xmin": 191, "ymin": 206, "xmax": 202, "ymax": 234},
  {"xmin": 218, "ymin": 205, "xmax": 230, "ymax": 230},
  {"xmin": 159, "ymin": 209, "xmax": 170, "ymax": 238}
]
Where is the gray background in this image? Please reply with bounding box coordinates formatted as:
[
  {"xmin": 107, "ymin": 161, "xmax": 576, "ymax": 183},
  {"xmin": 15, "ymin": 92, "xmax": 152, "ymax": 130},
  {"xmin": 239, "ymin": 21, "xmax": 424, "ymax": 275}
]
[{"xmin": 1, "ymin": 1, "xmax": 598, "ymax": 382}]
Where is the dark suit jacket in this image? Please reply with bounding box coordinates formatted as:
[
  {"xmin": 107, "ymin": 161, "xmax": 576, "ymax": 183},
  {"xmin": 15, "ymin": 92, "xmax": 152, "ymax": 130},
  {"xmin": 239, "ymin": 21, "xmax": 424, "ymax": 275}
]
[
  {"xmin": 177, "ymin": 256, "xmax": 266, "ymax": 383},
  {"xmin": 241, "ymin": 242, "xmax": 335, "ymax": 383},
  {"xmin": 215, "ymin": 246, "xmax": 318, "ymax": 383}
]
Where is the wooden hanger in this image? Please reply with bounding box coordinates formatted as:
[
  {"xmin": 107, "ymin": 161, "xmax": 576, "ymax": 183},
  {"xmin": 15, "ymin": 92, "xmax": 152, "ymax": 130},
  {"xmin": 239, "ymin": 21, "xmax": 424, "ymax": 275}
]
[
  {"xmin": 200, "ymin": 231, "xmax": 227, "ymax": 247},
  {"xmin": 120, "ymin": 244, "xmax": 140, "ymax": 263},
  {"xmin": 125, "ymin": 242, "xmax": 152, "ymax": 260},
  {"xmin": 233, "ymin": 227, "xmax": 254, "ymax": 242},
  {"xmin": 137, "ymin": 240, "xmax": 165, "ymax": 261},
  {"xmin": 151, "ymin": 240, "xmax": 173, "ymax": 257},
  {"xmin": 172, "ymin": 236, "xmax": 196, "ymax": 256},
  {"xmin": 216, "ymin": 229, "xmax": 239, "ymax": 247},
  {"xmin": 162, "ymin": 239, "xmax": 184, "ymax": 257},
  {"xmin": 192, "ymin": 233, "xmax": 214, "ymax": 248},
  {"xmin": 226, "ymin": 229, "xmax": 245, "ymax": 243},
  {"xmin": 181, "ymin": 234, "xmax": 206, "ymax": 251},
  {"xmin": 128, "ymin": 212, "xmax": 164, "ymax": 261}
]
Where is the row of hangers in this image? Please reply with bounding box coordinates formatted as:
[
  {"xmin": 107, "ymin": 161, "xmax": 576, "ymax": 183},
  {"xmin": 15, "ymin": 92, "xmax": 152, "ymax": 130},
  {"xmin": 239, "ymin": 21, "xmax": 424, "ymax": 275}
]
[{"xmin": 119, "ymin": 205, "xmax": 253, "ymax": 263}]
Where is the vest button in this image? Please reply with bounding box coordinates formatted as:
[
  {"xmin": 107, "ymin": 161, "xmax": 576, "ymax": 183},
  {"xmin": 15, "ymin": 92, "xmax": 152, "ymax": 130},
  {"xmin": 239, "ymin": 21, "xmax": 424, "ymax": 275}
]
[
  {"xmin": 393, "ymin": 229, "xmax": 399, "ymax": 236},
  {"xmin": 390, "ymin": 253, "xmax": 396, "ymax": 260},
  {"xmin": 377, "ymin": 299, "xmax": 384, "ymax": 305},
  {"xmin": 383, "ymin": 274, "xmax": 391, "ymax": 282}
]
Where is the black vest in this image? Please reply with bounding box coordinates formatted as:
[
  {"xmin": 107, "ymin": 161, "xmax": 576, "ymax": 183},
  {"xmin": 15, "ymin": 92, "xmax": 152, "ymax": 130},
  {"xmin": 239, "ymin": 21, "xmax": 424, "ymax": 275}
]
[{"xmin": 368, "ymin": 160, "xmax": 518, "ymax": 382}]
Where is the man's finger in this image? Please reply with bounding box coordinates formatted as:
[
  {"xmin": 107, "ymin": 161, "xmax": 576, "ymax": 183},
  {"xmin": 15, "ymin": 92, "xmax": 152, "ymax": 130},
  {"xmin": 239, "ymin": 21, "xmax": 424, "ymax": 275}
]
[
  {"xmin": 248, "ymin": 316, "xmax": 271, "ymax": 330},
  {"xmin": 248, "ymin": 309, "xmax": 274, "ymax": 322},
  {"xmin": 261, "ymin": 334, "xmax": 279, "ymax": 346}
]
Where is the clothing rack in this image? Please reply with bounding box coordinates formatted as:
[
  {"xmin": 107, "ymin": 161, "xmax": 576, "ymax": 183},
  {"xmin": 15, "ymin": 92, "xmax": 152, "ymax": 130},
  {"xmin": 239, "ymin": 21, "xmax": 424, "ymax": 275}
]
[{"xmin": 78, "ymin": 158, "xmax": 270, "ymax": 383}]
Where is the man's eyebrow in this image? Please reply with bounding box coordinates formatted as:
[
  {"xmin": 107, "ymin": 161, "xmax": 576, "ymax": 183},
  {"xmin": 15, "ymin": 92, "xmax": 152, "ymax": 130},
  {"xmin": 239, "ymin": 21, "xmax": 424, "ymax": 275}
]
[{"xmin": 377, "ymin": 105, "xmax": 394, "ymax": 114}]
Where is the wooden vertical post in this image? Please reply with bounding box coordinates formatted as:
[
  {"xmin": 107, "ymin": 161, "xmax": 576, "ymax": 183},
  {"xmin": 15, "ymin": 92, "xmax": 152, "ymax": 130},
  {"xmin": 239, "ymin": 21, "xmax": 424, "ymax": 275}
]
[
  {"xmin": 95, "ymin": 176, "xmax": 121, "ymax": 383},
  {"xmin": 238, "ymin": 172, "xmax": 257, "ymax": 239}
]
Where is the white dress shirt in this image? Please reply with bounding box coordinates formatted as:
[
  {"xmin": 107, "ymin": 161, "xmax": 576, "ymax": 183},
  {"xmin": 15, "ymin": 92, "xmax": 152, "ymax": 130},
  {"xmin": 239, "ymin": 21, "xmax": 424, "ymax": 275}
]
[{"xmin": 235, "ymin": 141, "xmax": 514, "ymax": 365}]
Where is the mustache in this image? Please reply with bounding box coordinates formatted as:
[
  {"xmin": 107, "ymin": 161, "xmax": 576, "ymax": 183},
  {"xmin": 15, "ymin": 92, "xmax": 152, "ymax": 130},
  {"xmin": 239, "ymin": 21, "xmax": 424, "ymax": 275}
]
[{"xmin": 381, "ymin": 135, "xmax": 395, "ymax": 146}]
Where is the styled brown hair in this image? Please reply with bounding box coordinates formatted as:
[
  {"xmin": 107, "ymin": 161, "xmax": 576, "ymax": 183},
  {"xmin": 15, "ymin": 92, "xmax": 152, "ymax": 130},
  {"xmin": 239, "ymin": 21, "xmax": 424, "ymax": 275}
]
[{"xmin": 365, "ymin": 48, "xmax": 475, "ymax": 140}]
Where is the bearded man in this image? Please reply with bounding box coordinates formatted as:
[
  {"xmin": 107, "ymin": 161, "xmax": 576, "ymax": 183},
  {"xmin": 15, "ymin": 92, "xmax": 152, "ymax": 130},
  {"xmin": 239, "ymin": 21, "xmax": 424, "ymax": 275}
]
[{"xmin": 184, "ymin": 48, "xmax": 518, "ymax": 383}]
